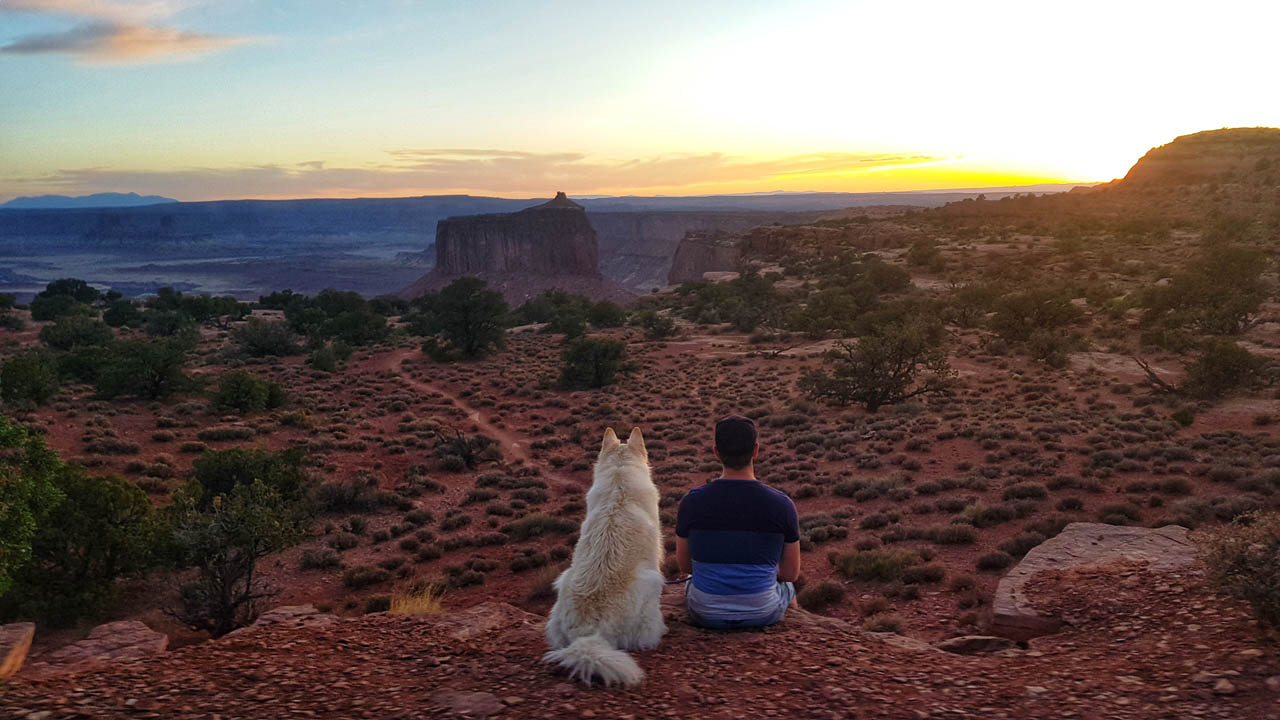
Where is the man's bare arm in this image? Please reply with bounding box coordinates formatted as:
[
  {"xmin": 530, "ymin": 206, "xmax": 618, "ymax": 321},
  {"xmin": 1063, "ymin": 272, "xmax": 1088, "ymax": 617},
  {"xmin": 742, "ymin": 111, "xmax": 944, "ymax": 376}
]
[
  {"xmin": 676, "ymin": 536, "xmax": 692, "ymax": 575},
  {"xmin": 777, "ymin": 541, "xmax": 801, "ymax": 582}
]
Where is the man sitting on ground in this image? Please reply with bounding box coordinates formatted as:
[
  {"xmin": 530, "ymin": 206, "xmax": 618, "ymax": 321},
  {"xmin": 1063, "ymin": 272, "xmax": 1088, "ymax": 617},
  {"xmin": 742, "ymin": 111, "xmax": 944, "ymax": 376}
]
[{"xmin": 674, "ymin": 415, "xmax": 800, "ymax": 628}]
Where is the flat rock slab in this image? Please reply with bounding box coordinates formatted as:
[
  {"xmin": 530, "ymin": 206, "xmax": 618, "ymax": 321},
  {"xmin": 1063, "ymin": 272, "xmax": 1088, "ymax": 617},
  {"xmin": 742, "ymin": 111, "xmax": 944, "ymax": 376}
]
[
  {"xmin": 23, "ymin": 621, "xmax": 166, "ymax": 679},
  {"xmin": 431, "ymin": 602, "xmax": 544, "ymax": 643},
  {"xmin": 430, "ymin": 690, "xmax": 504, "ymax": 717},
  {"xmin": 992, "ymin": 522, "xmax": 1195, "ymax": 640},
  {"xmin": 242, "ymin": 604, "xmax": 338, "ymax": 632},
  {"xmin": 0, "ymin": 622, "xmax": 35, "ymax": 678},
  {"xmin": 936, "ymin": 635, "xmax": 1017, "ymax": 655}
]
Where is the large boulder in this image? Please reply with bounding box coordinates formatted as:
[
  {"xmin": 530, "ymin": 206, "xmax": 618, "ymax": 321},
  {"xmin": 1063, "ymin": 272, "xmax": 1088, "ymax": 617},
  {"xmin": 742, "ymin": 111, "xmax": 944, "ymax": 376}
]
[
  {"xmin": 991, "ymin": 522, "xmax": 1195, "ymax": 640},
  {"xmin": 0, "ymin": 622, "xmax": 35, "ymax": 678}
]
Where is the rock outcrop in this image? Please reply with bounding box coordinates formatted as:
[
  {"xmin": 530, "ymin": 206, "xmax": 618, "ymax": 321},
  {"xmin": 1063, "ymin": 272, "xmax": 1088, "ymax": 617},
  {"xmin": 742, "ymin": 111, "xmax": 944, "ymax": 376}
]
[
  {"xmin": 992, "ymin": 522, "xmax": 1196, "ymax": 640},
  {"xmin": 21, "ymin": 620, "xmax": 167, "ymax": 680},
  {"xmin": 1121, "ymin": 127, "xmax": 1280, "ymax": 187},
  {"xmin": 401, "ymin": 192, "xmax": 633, "ymax": 303}
]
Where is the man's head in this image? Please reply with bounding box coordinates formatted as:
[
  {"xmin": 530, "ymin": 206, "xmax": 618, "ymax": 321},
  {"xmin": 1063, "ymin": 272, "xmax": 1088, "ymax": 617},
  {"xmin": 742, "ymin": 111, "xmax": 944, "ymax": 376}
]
[{"xmin": 714, "ymin": 415, "xmax": 758, "ymax": 470}]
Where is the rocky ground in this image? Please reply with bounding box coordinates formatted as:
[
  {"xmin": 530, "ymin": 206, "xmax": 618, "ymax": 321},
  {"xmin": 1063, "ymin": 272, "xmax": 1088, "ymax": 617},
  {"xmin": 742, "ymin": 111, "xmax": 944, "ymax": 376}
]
[{"xmin": 4, "ymin": 553, "xmax": 1277, "ymax": 720}]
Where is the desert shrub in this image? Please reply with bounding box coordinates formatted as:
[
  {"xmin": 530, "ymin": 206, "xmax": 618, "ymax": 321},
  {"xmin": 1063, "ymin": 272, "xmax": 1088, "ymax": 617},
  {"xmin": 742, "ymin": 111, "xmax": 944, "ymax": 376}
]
[
  {"xmin": 976, "ymin": 551, "xmax": 1014, "ymax": 571},
  {"xmin": 189, "ymin": 447, "xmax": 309, "ymax": 510},
  {"xmin": 0, "ymin": 457, "xmax": 159, "ymax": 626},
  {"xmin": 560, "ymin": 336, "xmax": 629, "ymax": 389},
  {"xmin": 0, "ymin": 351, "xmax": 60, "ymax": 406},
  {"xmin": 928, "ymin": 525, "xmax": 977, "ymax": 545},
  {"xmin": 102, "ymin": 299, "xmax": 144, "ymax": 328},
  {"xmin": 29, "ymin": 295, "xmax": 93, "ymax": 322},
  {"xmin": 503, "ymin": 513, "xmax": 576, "ymax": 541},
  {"xmin": 210, "ymin": 371, "xmax": 287, "ymax": 414},
  {"xmin": 1002, "ymin": 482, "xmax": 1048, "ymax": 501},
  {"xmin": 39, "ymin": 315, "xmax": 113, "ymax": 351},
  {"xmin": 300, "ymin": 549, "xmax": 341, "ymax": 570},
  {"xmin": 170, "ymin": 479, "xmax": 309, "ymax": 637},
  {"xmin": 864, "ymin": 613, "xmax": 903, "ymax": 633},
  {"xmin": 1142, "ymin": 244, "xmax": 1267, "ymax": 335},
  {"xmin": 343, "ymin": 565, "xmax": 392, "ymax": 589},
  {"xmin": 1202, "ymin": 512, "xmax": 1280, "ymax": 631},
  {"xmin": 232, "ymin": 319, "xmax": 300, "ymax": 357},
  {"xmin": 1056, "ymin": 497, "xmax": 1084, "ymax": 511},
  {"xmin": 900, "ymin": 564, "xmax": 945, "ymax": 585},
  {"xmin": 328, "ymin": 532, "xmax": 360, "ymax": 551},
  {"xmin": 325, "ymin": 309, "xmax": 389, "ymax": 346},
  {"xmin": 999, "ymin": 532, "xmax": 1046, "ymax": 558},
  {"xmin": 196, "ymin": 427, "xmax": 254, "ymax": 442},
  {"xmin": 1182, "ymin": 340, "xmax": 1270, "ymax": 399},
  {"xmin": 798, "ymin": 580, "xmax": 845, "ymax": 612},
  {"xmin": 831, "ymin": 548, "xmax": 920, "ymax": 582},
  {"xmin": 94, "ymin": 338, "xmax": 193, "ymax": 400},
  {"xmin": 799, "ymin": 319, "xmax": 953, "ymax": 412},
  {"xmin": 633, "ymin": 310, "xmax": 678, "ymax": 339},
  {"xmin": 411, "ymin": 277, "xmax": 509, "ymax": 360},
  {"xmin": 391, "ymin": 579, "xmax": 446, "ymax": 615},
  {"xmin": 989, "ymin": 288, "xmax": 1081, "ymax": 343}
]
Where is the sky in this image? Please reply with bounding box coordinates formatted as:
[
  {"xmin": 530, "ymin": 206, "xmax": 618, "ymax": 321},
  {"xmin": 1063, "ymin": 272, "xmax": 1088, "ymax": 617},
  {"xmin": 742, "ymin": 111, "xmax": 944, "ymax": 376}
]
[{"xmin": 1, "ymin": 0, "xmax": 1278, "ymax": 202}]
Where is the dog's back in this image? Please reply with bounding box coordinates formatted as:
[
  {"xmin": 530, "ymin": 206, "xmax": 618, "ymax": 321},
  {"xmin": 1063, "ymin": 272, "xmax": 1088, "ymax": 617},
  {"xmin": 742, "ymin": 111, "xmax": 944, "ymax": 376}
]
[{"xmin": 543, "ymin": 428, "xmax": 667, "ymax": 686}]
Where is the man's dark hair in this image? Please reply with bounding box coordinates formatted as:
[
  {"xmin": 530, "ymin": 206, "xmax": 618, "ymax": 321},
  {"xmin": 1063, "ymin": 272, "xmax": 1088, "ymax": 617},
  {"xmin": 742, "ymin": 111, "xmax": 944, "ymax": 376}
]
[{"xmin": 715, "ymin": 415, "xmax": 757, "ymax": 470}]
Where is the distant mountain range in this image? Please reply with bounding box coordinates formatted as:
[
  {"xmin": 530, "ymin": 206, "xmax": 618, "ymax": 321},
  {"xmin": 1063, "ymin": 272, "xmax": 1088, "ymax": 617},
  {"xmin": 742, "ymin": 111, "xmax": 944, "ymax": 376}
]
[{"xmin": 2, "ymin": 192, "xmax": 179, "ymax": 209}]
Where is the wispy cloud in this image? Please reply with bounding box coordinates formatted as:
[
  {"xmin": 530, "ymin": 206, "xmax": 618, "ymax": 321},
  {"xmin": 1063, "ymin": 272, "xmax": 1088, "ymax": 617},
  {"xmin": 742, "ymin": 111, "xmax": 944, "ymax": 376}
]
[
  {"xmin": 4, "ymin": 150, "xmax": 950, "ymax": 200},
  {"xmin": 0, "ymin": 0, "xmax": 259, "ymax": 64}
]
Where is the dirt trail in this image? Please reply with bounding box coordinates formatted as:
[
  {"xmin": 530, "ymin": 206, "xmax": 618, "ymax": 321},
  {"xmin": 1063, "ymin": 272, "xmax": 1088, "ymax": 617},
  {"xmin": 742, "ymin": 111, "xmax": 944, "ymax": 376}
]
[{"xmin": 375, "ymin": 348, "xmax": 580, "ymax": 487}]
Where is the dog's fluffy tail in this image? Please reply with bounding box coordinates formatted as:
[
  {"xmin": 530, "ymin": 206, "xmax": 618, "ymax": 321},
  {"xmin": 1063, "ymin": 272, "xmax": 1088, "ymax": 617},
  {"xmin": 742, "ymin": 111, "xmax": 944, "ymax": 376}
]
[{"xmin": 542, "ymin": 633, "xmax": 643, "ymax": 687}]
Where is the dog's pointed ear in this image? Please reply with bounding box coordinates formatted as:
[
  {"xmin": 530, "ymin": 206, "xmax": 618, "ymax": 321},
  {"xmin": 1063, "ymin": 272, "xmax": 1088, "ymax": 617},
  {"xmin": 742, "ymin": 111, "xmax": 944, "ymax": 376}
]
[
  {"xmin": 627, "ymin": 427, "xmax": 646, "ymax": 456},
  {"xmin": 601, "ymin": 427, "xmax": 620, "ymax": 449}
]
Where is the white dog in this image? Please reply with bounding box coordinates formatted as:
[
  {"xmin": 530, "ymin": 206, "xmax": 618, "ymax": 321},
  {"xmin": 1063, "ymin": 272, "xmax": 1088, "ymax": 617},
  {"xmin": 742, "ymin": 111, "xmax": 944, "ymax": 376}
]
[{"xmin": 543, "ymin": 427, "xmax": 667, "ymax": 686}]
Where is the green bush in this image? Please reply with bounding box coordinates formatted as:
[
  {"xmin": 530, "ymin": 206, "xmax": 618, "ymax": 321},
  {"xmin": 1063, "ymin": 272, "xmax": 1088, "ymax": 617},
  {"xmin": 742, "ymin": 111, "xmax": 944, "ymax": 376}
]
[
  {"xmin": 1, "ymin": 351, "xmax": 60, "ymax": 406},
  {"xmin": 232, "ymin": 319, "xmax": 301, "ymax": 357},
  {"xmin": 0, "ymin": 417, "xmax": 63, "ymax": 596},
  {"xmin": 210, "ymin": 371, "xmax": 286, "ymax": 414},
  {"xmin": 633, "ymin": 310, "xmax": 678, "ymax": 339},
  {"xmin": 799, "ymin": 319, "xmax": 953, "ymax": 412},
  {"xmin": 410, "ymin": 277, "xmax": 509, "ymax": 360},
  {"xmin": 560, "ymin": 336, "xmax": 628, "ymax": 389},
  {"xmin": 39, "ymin": 315, "xmax": 113, "ymax": 350},
  {"xmin": 29, "ymin": 295, "xmax": 93, "ymax": 322},
  {"xmin": 1142, "ymin": 244, "xmax": 1267, "ymax": 335},
  {"xmin": 189, "ymin": 447, "xmax": 309, "ymax": 508},
  {"xmin": 170, "ymin": 479, "xmax": 309, "ymax": 637},
  {"xmin": 3, "ymin": 468, "xmax": 160, "ymax": 626},
  {"xmin": 94, "ymin": 338, "xmax": 193, "ymax": 400},
  {"xmin": 976, "ymin": 551, "xmax": 1013, "ymax": 571},
  {"xmin": 989, "ymin": 289, "xmax": 1081, "ymax": 343},
  {"xmin": 1182, "ymin": 340, "xmax": 1270, "ymax": 399},
  {"xmin": 1202, "ymin": 512, "xmax": 1280, "ymax": 632}
]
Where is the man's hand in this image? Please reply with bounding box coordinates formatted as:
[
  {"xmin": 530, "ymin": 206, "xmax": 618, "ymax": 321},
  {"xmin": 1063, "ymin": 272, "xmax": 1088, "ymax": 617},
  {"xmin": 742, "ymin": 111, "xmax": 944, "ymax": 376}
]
[
  {"xmin": 675, "ymin": 536, "xmax": 692, "ymax": 575},
  {"xmin": 777, "ymin": 541, "xmax": 800, "ymax": 583}
]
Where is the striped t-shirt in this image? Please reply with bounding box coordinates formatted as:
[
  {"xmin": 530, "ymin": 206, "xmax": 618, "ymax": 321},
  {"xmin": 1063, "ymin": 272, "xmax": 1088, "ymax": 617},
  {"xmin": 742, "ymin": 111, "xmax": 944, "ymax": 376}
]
[{"xmin": 675, "ymin": 479, "xmax": 799, "ymax": 623}]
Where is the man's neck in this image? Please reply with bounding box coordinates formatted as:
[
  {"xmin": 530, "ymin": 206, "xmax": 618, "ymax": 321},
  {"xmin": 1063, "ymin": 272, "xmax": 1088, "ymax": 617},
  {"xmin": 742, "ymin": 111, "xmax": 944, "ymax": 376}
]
[{"xmin": 720, "ymin": 466, "xmax": 756, "ymax": 481}]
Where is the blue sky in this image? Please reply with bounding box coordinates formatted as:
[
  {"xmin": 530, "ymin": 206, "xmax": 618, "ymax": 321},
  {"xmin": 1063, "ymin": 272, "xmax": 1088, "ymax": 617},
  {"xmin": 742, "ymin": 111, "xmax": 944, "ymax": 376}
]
[{"xmin": 2, "ymin": 0, "xmax": 1278, "ymax": 201}]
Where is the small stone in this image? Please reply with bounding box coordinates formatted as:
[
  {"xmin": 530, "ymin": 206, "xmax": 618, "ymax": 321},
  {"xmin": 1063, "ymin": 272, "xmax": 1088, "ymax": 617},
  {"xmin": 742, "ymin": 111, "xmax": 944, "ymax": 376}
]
[
  {"xmin": 1212, "ymin": 679, "xmax": 1236, "ymax": 696},
  {"xmin": 1026, "ymin": 686, "xmax": 1049, "ymax": 695},
  {"xmin": 502, "ymin": 696, "xmax": 524, "ymax": 706},
  {"xmin": 1265, "ymin": 676, "xmax": 1280, "ymax": 692}
]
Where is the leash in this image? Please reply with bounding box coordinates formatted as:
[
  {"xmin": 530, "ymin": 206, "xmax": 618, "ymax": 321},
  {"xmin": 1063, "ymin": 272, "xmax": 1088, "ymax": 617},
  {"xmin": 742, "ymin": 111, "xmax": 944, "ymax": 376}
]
[{"xmin": 664, "ymin": 575, "xmax": 691, "ymax": 585}]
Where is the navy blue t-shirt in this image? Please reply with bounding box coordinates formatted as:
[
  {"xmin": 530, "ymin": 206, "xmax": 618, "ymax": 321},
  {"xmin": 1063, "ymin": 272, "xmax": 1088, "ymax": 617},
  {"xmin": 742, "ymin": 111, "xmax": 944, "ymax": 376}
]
[{"xmin": 676, "ymin": 479, "xmax": 799, "ymax": 597}]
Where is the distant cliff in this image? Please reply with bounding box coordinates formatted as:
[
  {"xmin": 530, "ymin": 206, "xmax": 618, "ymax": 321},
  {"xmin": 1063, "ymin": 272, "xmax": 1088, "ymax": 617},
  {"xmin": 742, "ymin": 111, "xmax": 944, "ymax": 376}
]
[
  {"xmin": 401, "ymin": 193, "xmax": 633, "ymax": 303},
  {"xmin": 433, "ymin": 192, "xmax": 599, "ymax": 276},
  {"xmin": 667, "ymin": 231, "xmax": 746, "ymax": 285}
]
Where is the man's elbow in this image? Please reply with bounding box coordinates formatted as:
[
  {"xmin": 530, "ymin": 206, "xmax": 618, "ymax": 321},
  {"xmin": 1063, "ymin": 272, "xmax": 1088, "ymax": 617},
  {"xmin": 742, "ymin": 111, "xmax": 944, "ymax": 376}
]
[{"xmin": 778, "ymin": 567, "xmax": 800, "ymax": 583}]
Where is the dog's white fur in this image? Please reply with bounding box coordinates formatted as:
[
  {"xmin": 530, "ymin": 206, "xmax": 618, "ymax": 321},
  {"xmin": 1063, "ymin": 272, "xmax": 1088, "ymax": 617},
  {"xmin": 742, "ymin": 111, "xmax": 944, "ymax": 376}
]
[{"xmin": 543, "ymin": 427, "xmax": 667, "ymax": 687}]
